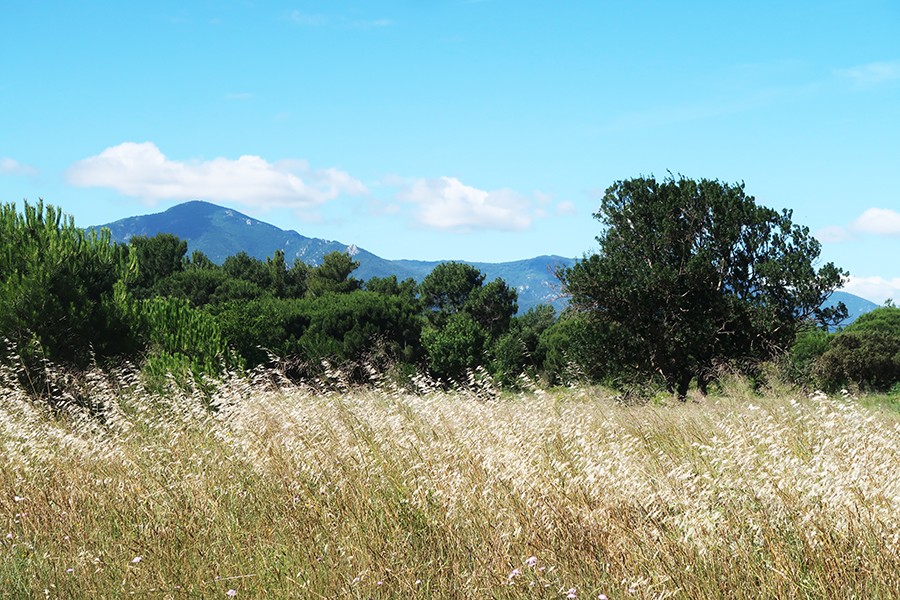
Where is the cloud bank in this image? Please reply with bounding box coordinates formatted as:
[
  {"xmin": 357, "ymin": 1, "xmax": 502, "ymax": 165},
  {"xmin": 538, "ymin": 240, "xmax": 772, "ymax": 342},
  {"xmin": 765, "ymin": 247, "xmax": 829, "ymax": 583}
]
[
  {"xmin": 397, "ymin": 176, "xmax": 536, "ymax": 232},
  {"xmin": 67, "ymin": 142, "xmax": 367, "ymax": 209},
  {"xmin": 817, "ymin": 207, "xmax": 900, "ymax": 243}
]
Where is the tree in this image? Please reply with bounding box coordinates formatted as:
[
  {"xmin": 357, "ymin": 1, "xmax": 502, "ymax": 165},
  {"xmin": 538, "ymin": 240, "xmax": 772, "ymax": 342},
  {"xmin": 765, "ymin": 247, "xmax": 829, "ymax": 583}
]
[
  {"xmin": 561, "ymin": 174, "xmax": 847, "ymax": 399},
  {"xmin": 418, "ymin": 262, "xmax": 518, "ymax": 383},
  {"xmin": 419, "ymin": 262, "xmax": 485, "ymax": 327},
  {"xmin": 223, "ymin": 251, "xmax": 270, "ymax": 288},
  {"xmin": 128, "ymin": 233, "xmax": 188, "ymax": 297},
  {"xmin": 306, "ymin": 251, "xmax": 362, "ymax": 297},
  {"xmin": 0, "ymin": 201, "xmax": 140, "ymax": 373}
]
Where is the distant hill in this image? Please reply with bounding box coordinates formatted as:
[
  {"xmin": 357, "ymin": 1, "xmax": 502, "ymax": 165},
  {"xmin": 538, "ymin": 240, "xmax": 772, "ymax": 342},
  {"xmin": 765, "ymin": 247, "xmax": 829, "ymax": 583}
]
[
  {"xmin": 98, "ymin": 201, "xmax": 574, "ymax": 312},
  {"xmin": 826, "ymin": 291, "xmax": 879, "ymax": 327},
  {"xmin": 97, "ymin": 200, "xmax": 877, "ymax": 321}
]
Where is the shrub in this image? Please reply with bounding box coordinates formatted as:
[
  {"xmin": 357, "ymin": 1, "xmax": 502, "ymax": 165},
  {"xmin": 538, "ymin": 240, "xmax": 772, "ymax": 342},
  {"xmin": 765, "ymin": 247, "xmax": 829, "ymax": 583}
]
[{"xmin": 814, "ymin": 307, "xmax": 900, "ymax": 392}]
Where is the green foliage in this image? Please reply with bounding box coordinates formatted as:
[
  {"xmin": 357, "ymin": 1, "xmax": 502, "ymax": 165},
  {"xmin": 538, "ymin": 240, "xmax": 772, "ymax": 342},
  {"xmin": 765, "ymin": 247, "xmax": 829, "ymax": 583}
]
[
  {"xmin": 490, "ymin": 304, "xmax": 556, "ymax": 386},
  {"xmin": 0, "ymin": 201, "xmax": 140, "ymax": 374},
  {"xmin": 128, "ymin": 233, "xmax": 187, "ymax": 297},
  {"xmin": 306, "ymin": 251, "xmax": 362, "ymax": 297},
  {"xmin": 783, "ymin": 327, "xmax": 832, "ymax": 388},
  {"xmin": 419, "ymin": 262, "xmax": 485, "ymax": 327},
  {"xmin": 137, "ymin": 297, "xmax": 240, "ymax": 389},
  {"xmin": 419, "ymin": 262, "xmax": 518, "ymax": 383},
  {"xmin": 537, "ymin": 313, "xmax": 612, "ymax": 385},
  {"xmin": 210, "ymin": 291, "xmax": 422, "ymax": 378},
  {"xmin": 562, "ymin": 174, "xmax": 847, "ymax": 398},
  {"xmin": 152, "ymin": 268, "xmax": 232, "ymax": 307},
  {"xmin": 298, "ymin": 292, "xmax": 421, "ymax": 370},
  {"xmin": 814, "ymin": 307, "xmax": 900, "ymax": 392},
  {"xmin": 468, "ymin": 278, "xmax": 518, "ymax": 337},
  {"xmin": 223, "ymin": 251, "xmax": 271, "ymax": 288},
  {"xmin": 366, "ymin": 275, "xmax": 419, "ymax": 307},
  {"xmin": 421, "ymin": 313, "xmax": 488, "ymax": 382}
]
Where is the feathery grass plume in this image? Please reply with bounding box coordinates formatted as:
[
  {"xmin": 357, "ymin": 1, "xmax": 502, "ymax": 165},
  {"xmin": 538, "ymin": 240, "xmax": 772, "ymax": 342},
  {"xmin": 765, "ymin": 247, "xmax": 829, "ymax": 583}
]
[{"xmin": 1, "ymin": 362, "xmax": 898, "ymax": 597}]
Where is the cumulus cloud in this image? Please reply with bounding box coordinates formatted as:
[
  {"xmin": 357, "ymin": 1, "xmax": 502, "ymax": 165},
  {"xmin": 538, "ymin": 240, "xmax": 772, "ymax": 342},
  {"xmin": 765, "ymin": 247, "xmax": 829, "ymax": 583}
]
[
  {"xmin": 0, "ymin": 157, "xmax": 37, "ymax": 176},
  {"xmin": 397, "ymin": 176, "xmax": 535, "ymax": 231},
  {"xmin": 66, "ymin": 142, "xmax": 367, "ymax": 209},
  {"xmin": 851, "ymin": 207, "xmax": 900, "ymax": 236},
  {"xmin": 842, "ymin": 275, "xmax": 900, "ymax": 305},
  {"xmin": 837, "ymin": 60, "xmax": 900, "ymax": 85},
  {"xmin": 817, "ymin": 207, "xmax": 900, "ymax": 242}
]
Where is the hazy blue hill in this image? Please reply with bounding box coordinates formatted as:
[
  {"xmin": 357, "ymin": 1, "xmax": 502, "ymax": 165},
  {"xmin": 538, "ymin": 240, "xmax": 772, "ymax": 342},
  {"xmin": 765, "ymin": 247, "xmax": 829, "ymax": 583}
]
[
  {"xmin": 97, "ymin": 200, "xmax": 877, "ymax": 318},
  {"xmin": 827, "ymin": 291, "xmax": 879, "ymax": 327}
]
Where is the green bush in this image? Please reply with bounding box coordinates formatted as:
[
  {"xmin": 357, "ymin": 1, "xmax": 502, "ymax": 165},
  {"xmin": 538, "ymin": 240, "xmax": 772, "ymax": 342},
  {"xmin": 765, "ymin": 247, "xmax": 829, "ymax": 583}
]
[
  {"xmin": 211, "ymin": 292, "xmax": 422, "ymax": 379},
  {"xmin": 0, "ymin": 201, "xmax": 140, "ymax": 378},
  {"xmin": 783, "ymin": 327, "xmax": 832, "ymax": 388},
  {"xmin": 814, "ymin": 307, "xmax": 900, "ymax": 392}
]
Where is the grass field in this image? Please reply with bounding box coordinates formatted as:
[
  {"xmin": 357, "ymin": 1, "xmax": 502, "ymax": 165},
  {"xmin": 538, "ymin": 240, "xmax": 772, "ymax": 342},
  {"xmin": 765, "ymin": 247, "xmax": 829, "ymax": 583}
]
[{"xmin": 1, "ymin": 367, "xmax": 899, "ymax": 599}]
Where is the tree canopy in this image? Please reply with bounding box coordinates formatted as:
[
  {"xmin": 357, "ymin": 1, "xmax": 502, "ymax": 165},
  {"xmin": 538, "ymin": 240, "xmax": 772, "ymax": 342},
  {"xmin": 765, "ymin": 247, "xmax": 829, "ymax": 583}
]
[{"xmin": 561, "ymin": 174, "xmax": 847, "ymax": 398}]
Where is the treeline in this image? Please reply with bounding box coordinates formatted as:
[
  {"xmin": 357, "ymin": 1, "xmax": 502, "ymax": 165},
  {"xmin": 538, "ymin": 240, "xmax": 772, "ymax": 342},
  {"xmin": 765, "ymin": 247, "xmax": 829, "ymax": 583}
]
[
  {"xmin": 2, "ymin": 197, "xmax": 899, "ymax": 403},
  {"xmin": 0, "ymin": 201, "xmax": 578, "ymax": 398}
]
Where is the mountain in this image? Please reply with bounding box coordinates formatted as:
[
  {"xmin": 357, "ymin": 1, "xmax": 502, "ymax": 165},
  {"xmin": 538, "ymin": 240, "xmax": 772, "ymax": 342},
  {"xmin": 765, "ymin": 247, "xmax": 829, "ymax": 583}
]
[
  {"xmin": 826, "ymin": 291, "xmax": 879, "ymax": 326},
  {"xmin": 97, "ymin": 200, "xmax": 877, "ymax": 321},
  {"xmin": 98, "ymin": 201, "xmax": 574, "ymax": 312}
]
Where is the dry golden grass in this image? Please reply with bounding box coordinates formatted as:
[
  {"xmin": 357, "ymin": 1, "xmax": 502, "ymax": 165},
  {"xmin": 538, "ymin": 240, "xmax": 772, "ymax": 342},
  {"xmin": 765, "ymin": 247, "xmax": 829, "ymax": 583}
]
[{"xmin": 1, "ymin": 365, "xmax": 899, "ymax": 598}]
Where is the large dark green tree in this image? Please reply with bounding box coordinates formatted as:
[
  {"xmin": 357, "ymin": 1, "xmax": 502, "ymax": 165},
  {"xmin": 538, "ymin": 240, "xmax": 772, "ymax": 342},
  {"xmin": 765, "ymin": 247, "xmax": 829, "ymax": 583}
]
[{"xmin": 562, "ymin": 174, "xmax": 847, "ymax": 399}]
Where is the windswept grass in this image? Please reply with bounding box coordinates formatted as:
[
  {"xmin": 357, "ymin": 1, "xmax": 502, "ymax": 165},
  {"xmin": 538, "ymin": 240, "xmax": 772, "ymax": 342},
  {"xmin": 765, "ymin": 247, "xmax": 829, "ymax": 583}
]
[{"xmin": 1, "ymin": 367, "xmax": 898, "ymax": 598}]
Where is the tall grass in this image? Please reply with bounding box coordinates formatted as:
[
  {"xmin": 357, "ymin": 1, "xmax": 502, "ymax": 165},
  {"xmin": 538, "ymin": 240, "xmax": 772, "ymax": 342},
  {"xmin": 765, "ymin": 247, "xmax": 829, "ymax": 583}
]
[{"xmin": 1, "ymin": 365, "xmax": 898, "ymax": 598}]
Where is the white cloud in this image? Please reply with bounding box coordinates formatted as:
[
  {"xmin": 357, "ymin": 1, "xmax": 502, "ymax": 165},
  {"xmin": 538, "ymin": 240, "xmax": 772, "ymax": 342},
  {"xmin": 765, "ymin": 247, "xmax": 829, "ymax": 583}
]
[
  {"xmin": 815, "ymin": 225, "xmax": 853, "ymax": 243},
  {"xmin": 837, "ymin": 60, "xmax": 900, "ymax": 85},
  {"xmin": 851, "ymin": 207, "xmax": 900, "ymax": 236},
  {"xmin": 817, "ymin": 207, "xmax": 900, "ymax": 242},
  {"xmin": 66, "ymin": 142, "xmax": 367, "ymax": 209},
  {"xmin": 842, "ymin": 275, "xmax": 900, "ymax": 305},
  {"xmin": 0, "ymin": 157, "xmax": 37, "ymax": 176},
  {"xmin": 555, "ymin": 200, "xmax": 577, "ymax": 216},
  {"xmin": 397, "ymin": 176, "xmax": 534, "ymax": 231}
]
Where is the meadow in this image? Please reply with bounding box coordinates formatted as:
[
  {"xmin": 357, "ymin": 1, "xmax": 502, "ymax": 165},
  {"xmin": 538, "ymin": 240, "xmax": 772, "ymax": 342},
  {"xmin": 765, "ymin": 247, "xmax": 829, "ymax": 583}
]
[{"xmin": 1, "ymin": 365, "xmax": 898, "ymax": 599}]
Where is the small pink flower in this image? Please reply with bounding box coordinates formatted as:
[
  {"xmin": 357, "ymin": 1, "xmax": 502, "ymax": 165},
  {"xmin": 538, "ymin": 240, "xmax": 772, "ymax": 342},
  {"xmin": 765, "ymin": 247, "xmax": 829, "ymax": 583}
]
[
  {"xmin": 131, "ymin": 556, "xmax": 142, "ymax": 564},
  {"xmin": 525, "ymin": 556, "xmax": 538, "ymax": 567},
  {"xmin": 5, "ymin": 533, "xmax": 12, "ymax": 540},
  {"xmin": 508, "ymin": 568, "xmax": 522, "ymax": 580},
  {"xmin": 226, "ymin": 590, "xmax": 237, "ymax": 598},
  {"xmin": 598, "ymin": 595, "xmax": 608, "ymax": 600},
  {"xmin": 566, "ymin": 588, "xmax": 577, "ymax": 599}
]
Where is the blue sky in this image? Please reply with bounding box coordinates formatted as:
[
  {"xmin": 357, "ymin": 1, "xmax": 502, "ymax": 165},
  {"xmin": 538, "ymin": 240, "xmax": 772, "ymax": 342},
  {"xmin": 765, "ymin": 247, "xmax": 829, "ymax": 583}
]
[{"xmin": 2, "ymin": 0, "xmax": 899, "ymax": 302}]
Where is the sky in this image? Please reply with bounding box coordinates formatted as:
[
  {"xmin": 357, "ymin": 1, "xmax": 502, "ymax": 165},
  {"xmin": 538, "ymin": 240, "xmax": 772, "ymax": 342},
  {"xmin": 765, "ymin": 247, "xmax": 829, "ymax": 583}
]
[{"xmin": 1, "ymin": 0, "xmax": 899, "ymax": 303}]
